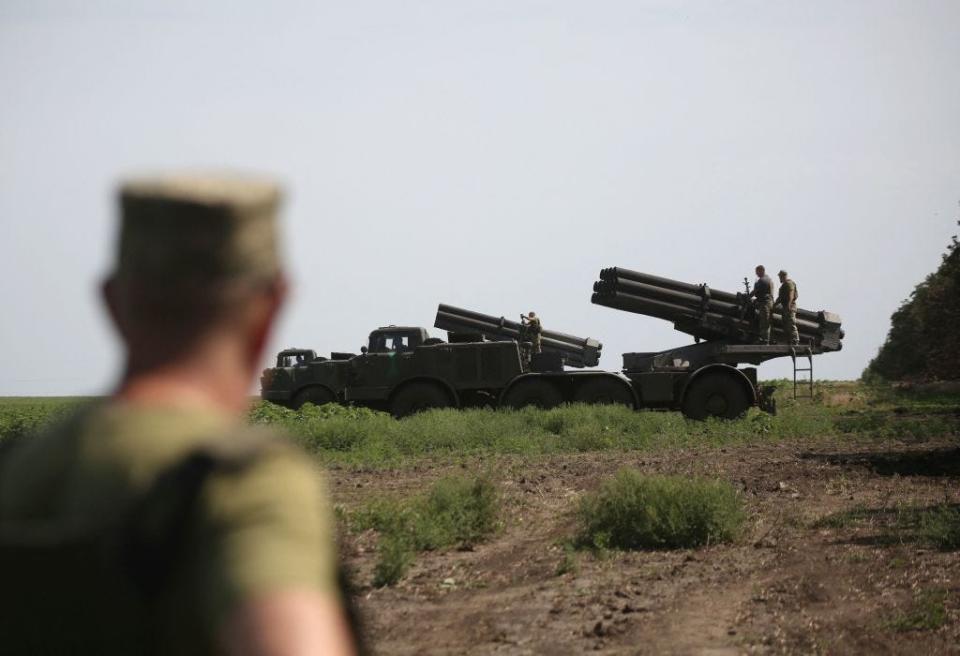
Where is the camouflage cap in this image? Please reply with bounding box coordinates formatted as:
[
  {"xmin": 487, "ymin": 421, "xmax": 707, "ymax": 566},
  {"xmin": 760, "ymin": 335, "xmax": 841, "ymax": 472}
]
[{"xmin": 113, "ymin": 174, "xmax": 282, "ymax": 285}]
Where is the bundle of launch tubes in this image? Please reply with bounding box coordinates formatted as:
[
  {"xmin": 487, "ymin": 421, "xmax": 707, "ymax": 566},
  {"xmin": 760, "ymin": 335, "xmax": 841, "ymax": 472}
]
[
  {"xmin": 434, "ymin": 304, "xmax": 603, "ymax": 368},
  {"xmin": 591, "ymin": 267, "xmax": 843, "ymax": 351}
]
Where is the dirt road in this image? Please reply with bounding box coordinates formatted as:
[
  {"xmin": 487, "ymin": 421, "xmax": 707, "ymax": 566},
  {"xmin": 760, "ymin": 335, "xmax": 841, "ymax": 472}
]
[{"xmin": 332, "ymin": 438, "xmax": 960, "ymax": 654}]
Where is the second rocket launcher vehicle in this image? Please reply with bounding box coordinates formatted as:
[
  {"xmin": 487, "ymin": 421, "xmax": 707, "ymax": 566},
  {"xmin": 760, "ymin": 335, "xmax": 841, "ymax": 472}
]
[
  {"xmin": 591, "ymin": 267, "xmax": 844, "ymax": 352},
  {"xmin": 434, "ymin": 303, "xmax": 603, "ymax": 368}
]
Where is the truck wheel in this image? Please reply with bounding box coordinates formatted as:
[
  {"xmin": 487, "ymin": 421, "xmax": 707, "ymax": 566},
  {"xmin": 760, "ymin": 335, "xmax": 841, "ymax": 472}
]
[
  {"xmin": 573, "ymin": 378, "xmax": 635, "ymax": 407},
  {"xmin": 682, "ymin": 372, "xmax": 750, "ymax": 420},
  {"xmin": 502, "ymin": 379, "xmax": 564, "ymax": 410},
  {"xmin": 292, "ymin": 386, "xmax": 336, "ymax": 410},
  {"xmin": 390, "ymin": 382, "xmax": 453, "ymax": 418}
]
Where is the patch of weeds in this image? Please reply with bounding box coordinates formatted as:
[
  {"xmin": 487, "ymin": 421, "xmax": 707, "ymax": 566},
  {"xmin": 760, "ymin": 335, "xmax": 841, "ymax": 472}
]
[
  {"xmin": 812, "ymin": 505, "xmax": 872, "ymax": 529},
  {"xmin": 555, "ymin": 542, "xmax": 579, "ymax": 576},
  {"xmin": 887, "ymin": 589, "xmax": 948, "ymax": 632},
  {"xmin": 351, "ymin": 475, "xmax": 500, "ymax": 587},
  {"xmin": 919, "ymin": 504, "xmax": 960, "ymax": 550},
  {"xmin": 888, "ymin": 555, "xmax": 908, "ymax": 570},
  {"xmin": 817, "ymin": 503, "xmax": 960, "ymax": 551},
  {"xmin": 372, "ymin": 533, "xmax": 414, "ymax": 588},
  {"xmin": 575, "ymin": 469, "xmax": 745, "ymax": 550}
]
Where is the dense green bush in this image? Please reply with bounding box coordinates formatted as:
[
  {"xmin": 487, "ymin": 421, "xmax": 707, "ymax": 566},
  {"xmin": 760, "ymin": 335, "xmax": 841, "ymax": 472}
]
[{"xmin": 576, "ymin": 469, "xmax": 745, "ymax": 550}]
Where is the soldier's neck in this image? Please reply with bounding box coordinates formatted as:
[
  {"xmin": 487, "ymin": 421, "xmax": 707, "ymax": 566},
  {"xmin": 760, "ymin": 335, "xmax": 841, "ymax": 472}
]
[{"xmin": 115, "ymin": 344, "xmax": 254, "ymax": 416}]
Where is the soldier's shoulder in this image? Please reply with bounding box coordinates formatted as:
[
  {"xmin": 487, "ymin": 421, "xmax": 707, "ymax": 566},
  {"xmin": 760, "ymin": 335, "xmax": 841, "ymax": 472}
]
[{"xmin": 200, "ymin": 422, "xmax": 310, "ymax": 473}]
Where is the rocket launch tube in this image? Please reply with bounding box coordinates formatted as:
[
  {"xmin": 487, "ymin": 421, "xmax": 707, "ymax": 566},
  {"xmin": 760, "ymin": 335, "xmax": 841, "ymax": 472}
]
[
  {"xmin": 600, "ymin": 267, "xmax": 822, "ymax": 323},
  {"xmin": 592, "ymin": 286, "xmax": 822, "ymax": 335},
  {"xmin": 434, "ymin": 305, "xmax": 602, "ymax": 368},
  {"xmin": 435, "ymin": 311, "xmax": 588, "ymax": 356},
  {"xmin": 600, "ymin": 267, "xmax": 741, "ymax": 304},
  {"xmin": 436, "ymin": 304, "xmax": 594, "ymax": 349},
  {"xmin": 591, "ymin": 291, "xmax": 824, "ymax": 342}
]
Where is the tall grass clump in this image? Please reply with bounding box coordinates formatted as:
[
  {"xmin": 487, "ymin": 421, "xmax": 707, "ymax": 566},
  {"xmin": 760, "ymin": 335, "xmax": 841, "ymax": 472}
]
[
  {"xmin": 577, "ymin": 469, "xmax": 745, "ymax": 550},
  {"xmin": 350, "ymin": 475, "xmax": 500, "ymax": 586},
  {"xmin": 887, "ymin": 589, "xmax": 948, "ymax": 632}
]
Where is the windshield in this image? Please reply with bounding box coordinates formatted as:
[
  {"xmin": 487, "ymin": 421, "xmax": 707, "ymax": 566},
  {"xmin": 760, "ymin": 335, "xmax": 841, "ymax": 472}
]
[
  {"xmin": 371, "ymin": 333, "xmax": 410, "ymax": 353},
  {"xmin": 277, "ymin": 352, "xmax": 310, "ymax": 367}
]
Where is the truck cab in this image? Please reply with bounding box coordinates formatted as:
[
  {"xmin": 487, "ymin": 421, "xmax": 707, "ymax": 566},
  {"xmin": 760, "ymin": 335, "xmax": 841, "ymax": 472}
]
[
  {"xmin": 260, "ymin": 328, "xmax": 443, "ymax": 410},
  {"xmin": 275, "ymin": 348, "xmax": 319, "ymax": 367},
  {"xmin": 365, "ymin": 327, "xmax": 430, "ymax": 354}
]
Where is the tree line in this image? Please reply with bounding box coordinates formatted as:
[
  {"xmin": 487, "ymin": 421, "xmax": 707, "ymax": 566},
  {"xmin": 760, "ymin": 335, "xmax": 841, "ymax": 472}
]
[{"xmin": 865, "ymin": 217, "xmax": 960, "ymax": 381}]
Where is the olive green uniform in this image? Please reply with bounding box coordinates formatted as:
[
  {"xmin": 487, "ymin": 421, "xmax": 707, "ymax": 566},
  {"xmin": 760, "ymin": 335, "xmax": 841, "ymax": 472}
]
[
  {"xmin": 751, "ymin": 275, "xmax": 774, "ymax": 344},
  {"xmin": 525, "ymin": 316, "xmax": 543, "ymax": 354},
  {"xmin": 0, "ymin": 402, "xmax": 338, "ymax": 654},
  {"xmin": 777, "ymin": 278, "xmax": 799, "ymax": 344}
]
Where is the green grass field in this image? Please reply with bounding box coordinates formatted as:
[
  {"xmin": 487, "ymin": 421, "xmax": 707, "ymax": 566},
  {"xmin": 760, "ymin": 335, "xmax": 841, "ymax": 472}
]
[
  {"xmin": 1, "ymin": 382, "xmax": 957, "ymax": 467},
  {"xmin": 2, "ymin": 382, "xmax": 958, "ymax": 589}
]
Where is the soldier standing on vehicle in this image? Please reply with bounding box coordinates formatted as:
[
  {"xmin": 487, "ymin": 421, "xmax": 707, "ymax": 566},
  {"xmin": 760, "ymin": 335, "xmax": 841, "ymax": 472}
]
[
  {"xmin": 748, "ymin": 265, "xmax": 774, "ymax": 344},
  {"xmin": 521, "ymin": 311, "xmax": 543, "ymax": 355},
  {"xmin": 774, "ymin": 269, "xmax": 800, "ymax": 345},
  {"xmin": 0, "ymin": 175, "xmax": 356, "ymax": 655}
]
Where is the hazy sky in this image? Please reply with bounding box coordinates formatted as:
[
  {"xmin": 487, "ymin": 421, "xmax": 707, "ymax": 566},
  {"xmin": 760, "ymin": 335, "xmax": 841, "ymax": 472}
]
[{"xmin": 2, "ymin": 0, "xmax": 958, "ymax": 395}]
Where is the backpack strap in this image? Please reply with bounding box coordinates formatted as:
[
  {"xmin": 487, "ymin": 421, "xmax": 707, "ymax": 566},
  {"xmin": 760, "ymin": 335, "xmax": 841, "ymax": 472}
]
[
  {"xmin": 119, "ymin": 444, "xmax": 259, "ymax": 601},
  {"xmin": 123, "ymin": 439, "xmax": 366, "ymax": 654}
]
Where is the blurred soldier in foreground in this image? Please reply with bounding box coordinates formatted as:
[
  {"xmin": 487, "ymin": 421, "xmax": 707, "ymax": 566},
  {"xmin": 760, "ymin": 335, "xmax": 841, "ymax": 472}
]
[
  {"xmin": 748, "ymin": 265, "xmax": 774, "ymax": 344},
  {"xmin": 521, "ymin": 311, "xmax": 543, "ymax": 355},
  {"xmin": 774, "ymin": 269, "xmax": 800, "ymax": 345},
  {"xmin": 0, "ymin": 175, "xmax": 356, "ymax": 655}
]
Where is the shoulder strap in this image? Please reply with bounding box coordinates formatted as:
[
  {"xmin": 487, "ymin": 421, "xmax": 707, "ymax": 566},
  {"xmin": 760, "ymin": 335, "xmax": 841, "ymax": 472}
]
[
  {"xmin": 124, "ymin": 440, "xmax": 366, "ymax": 654},
  {"xmin": 120, "ymin": 446, "xmax": 258, "ymax": 600}
]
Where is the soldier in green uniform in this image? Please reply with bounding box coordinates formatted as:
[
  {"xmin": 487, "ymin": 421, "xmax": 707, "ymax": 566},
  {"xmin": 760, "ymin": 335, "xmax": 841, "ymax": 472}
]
[
  {"xmin": 521, "ymin": 311, "xmax": 543, "ymax": 355},
  {"xmin": 774, "ymin": 269, "xmax": 800, "ymax": 345},
  {"xmin": 0, "ymin": 175, "xmax": 356, "ymax": 655},
  {"xmin": 748, "ymin": 265, "xmax": 774, "ymax": 344}
]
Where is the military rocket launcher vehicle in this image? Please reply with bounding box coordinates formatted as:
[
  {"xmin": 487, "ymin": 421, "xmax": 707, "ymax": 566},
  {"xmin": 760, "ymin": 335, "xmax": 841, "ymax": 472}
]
[
  {"xmin": 261, "ymin": 268, "xmax": 842, "ymax": 420},
  {"xmin": 260, "ymin": 320, "xmax": 626, "ymax": 417}
]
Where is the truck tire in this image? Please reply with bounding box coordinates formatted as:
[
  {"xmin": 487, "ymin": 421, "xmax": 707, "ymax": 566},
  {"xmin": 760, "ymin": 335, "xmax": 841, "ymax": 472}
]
[
  {"xmin": 573, "ymin": 377, "xmax": 635, "ymax": 407},
  {"xmin": 681, "ymin": 372, "xmax": 750, "ymax": 420},
  {"xmin": 502, "ymin": 378, "xmax": 564, "ymax": 410},
  {"xmin": 293, "ymin": 386, "xmax": 336, "ymax": 410},
  {"xmin": 389, "ymin": 381, "xmax": 453, "ymax": 418}
]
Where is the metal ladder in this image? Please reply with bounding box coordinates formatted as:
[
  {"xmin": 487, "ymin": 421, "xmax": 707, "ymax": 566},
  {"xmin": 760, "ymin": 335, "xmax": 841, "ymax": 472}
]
[{"xmin": 790, "ymin": 346, "xmax": 814, "ymax": 399}]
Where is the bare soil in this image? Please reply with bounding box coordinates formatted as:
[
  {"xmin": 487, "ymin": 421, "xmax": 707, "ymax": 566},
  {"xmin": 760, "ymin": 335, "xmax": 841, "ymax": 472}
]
[{"xmin": 330, "ymin": 438, "xmax": 960, "ymax": 655}]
